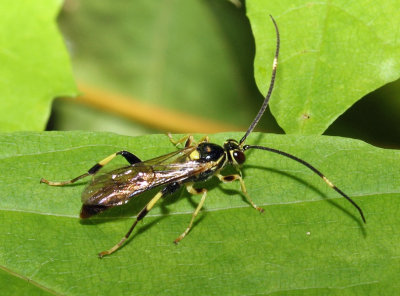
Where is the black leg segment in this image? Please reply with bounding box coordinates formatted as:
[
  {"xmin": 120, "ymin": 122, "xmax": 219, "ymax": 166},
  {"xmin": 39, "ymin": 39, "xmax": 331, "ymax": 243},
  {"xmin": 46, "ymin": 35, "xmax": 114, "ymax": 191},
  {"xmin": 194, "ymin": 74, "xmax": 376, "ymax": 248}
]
[{"xmin": 40, "ymin": 150, "xmax": 142, "ymax": 186}]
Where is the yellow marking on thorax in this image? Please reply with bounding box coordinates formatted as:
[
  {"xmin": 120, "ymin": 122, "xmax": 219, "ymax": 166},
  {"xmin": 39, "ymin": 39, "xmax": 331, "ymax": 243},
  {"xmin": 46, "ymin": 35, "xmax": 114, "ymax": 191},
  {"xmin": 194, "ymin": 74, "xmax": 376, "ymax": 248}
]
[{"xmin": 189, "ymin": 150, "xmax": 200, "ymax": 160}]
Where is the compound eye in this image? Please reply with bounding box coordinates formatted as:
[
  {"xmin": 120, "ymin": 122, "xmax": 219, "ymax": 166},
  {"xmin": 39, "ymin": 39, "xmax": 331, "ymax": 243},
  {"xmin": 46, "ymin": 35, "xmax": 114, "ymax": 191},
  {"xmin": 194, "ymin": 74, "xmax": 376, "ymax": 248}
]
[{"xmin": 232, "ymin": 150, "xmax": 245, "ymax": 165}]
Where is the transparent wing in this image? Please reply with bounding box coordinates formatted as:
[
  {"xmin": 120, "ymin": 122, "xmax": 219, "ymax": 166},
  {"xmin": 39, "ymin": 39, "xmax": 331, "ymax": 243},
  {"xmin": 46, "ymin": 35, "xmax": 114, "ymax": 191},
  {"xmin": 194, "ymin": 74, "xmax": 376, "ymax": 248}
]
[
  {"xmin": 81, "ymin": 146, "xmax": 205, "ymax": 207},
  {"xmin": 141, "ymin": 146, "xmax": 196, "ymax": 166}
]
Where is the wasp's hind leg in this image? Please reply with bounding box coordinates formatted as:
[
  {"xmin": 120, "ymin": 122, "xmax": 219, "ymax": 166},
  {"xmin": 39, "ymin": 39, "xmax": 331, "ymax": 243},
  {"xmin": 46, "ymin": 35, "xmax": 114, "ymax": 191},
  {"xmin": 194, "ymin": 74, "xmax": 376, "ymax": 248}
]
[
  {"xmin": 40, "ymin": 150, "xmax": 142, "ymax": 186},
  {"xmin": 99, "ymin": 182, "xmax": 180, "ymax": 258},
  {"xmin": 174, "ymin": 184, "xmax": 208, "ymax": 244},
  {"xmin": 198, "ymin": 135, "xmax": 209, "ymax": 143},
  {"xmin": 167, "ymin": 133, "xmax": 209, "ymax": 148},
  {"xmin": 167, "ymin": 133, "xmax": 194, "ymax": 148},
  {"xmin": 217, "ymin": 173, "xmax": 264, "ymax": 213}
]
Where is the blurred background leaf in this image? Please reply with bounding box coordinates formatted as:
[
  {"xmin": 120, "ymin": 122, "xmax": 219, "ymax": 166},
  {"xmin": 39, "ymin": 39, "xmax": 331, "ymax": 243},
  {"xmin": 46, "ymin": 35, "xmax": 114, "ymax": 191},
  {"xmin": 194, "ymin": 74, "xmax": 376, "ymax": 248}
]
[
  {"xmin": 51, "ymin": 0, "xmax": 400, "ymax": 148},
  {"xmin": 0, "ymin": 131, "xmax": 399, "ymax": 295},
  {"xmin": 248, "ymin": 0, "xmax": 400, "ymax": 135},
  {"xmin": 54, "ymin": 0, "xmax": 274, "ymax": 135},
  {"xmin": 0, "ymin": 0, "xmax": 77, "ymax": 131}
]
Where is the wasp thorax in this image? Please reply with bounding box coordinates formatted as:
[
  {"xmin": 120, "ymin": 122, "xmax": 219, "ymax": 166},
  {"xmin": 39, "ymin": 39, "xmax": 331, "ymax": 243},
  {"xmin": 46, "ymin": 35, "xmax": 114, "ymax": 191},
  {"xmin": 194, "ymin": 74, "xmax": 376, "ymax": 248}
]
[{"xmin": 196, "ymin": 143, "xmax": 225, "ymax": 162}]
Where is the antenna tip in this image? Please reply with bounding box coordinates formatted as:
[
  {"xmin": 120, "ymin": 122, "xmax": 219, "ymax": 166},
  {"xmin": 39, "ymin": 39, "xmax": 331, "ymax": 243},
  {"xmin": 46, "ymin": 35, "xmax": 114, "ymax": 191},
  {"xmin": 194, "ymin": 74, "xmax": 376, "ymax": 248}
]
[{"xmin": 358, "ymin": 208, "xmax": 366, "ymax": 224}]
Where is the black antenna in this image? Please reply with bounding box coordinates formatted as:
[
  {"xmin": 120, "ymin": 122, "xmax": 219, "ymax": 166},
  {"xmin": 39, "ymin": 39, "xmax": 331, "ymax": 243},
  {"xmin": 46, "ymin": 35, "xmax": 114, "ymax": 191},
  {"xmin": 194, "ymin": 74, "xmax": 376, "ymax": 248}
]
[
  {"xmin": 243, "ymin": 145, "xmax": 366, "ymax": 223},
  {"xmin": 239, "ymin": 15, "xmax": 280, "ymax": 146}
]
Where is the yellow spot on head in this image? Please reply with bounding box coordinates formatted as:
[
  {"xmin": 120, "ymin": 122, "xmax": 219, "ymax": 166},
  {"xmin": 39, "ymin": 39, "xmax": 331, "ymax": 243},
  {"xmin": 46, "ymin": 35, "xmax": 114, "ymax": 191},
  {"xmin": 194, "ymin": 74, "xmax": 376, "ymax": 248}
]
[{"xmin": 189, "ymin": 150, "xmax": 200, "ymax": 160}]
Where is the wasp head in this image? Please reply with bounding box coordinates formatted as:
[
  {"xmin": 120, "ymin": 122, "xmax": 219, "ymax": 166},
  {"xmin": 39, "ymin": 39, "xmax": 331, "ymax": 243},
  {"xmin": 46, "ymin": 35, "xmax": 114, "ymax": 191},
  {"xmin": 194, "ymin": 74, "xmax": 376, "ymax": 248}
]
[{"xmin": 224, "ymin": 139, "xmax": 245, "ymax": 166}]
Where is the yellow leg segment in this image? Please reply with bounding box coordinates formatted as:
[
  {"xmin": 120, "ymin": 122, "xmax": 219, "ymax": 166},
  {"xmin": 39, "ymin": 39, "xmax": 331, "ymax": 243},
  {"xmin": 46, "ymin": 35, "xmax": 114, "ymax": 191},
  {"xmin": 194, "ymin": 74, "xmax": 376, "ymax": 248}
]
[
  {"xmin": 217, "ymin": 173, "xmax": 264, "ymax": 213},
  {"xmin": 198, "ymin": 135, "xmax": 210, "ymax": 143},
  {"xmin": 99, "ymin": 190, "xmax": 164, "ymax": 258},
  {"xmin": 167, "ymin": 133, "xmax": 193, "ymax": 147},
  {"xmin": 41, "ymin": 150, "xmax": 141, "ymax": 186},
  {"xmin": 40, "ymin": 152, "xmax": 119, "ymax": 186},
  {"xmin": 174, "ymin": 184, "xmax": 208, "ymax": 244},
  {"xmin": 40, "ymin": 174, "xmax": 89, "ymax": 186},
  {"xmin": 98, "ymin": 153, "xmax": 117, "ymax": 166}
]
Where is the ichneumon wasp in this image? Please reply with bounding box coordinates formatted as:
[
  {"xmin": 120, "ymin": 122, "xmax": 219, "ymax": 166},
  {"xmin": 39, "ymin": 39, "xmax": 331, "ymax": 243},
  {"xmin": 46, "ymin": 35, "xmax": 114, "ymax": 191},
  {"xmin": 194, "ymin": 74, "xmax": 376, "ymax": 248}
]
[{"xmin": 41, "ymin": 16, "xmax": 365, "ymax": 258}]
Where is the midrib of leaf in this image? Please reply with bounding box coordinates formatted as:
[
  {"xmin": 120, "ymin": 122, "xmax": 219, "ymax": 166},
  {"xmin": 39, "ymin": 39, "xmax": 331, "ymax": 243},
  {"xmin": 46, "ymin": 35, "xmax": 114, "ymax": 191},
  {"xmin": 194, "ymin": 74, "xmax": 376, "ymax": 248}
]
[
  {"xmin": 2, "ymin": 188, "xmax": 393, "ymax": 224},
  {"xmin": 0, "ymin": 265, "xmax": 61, "ymax": 296}
]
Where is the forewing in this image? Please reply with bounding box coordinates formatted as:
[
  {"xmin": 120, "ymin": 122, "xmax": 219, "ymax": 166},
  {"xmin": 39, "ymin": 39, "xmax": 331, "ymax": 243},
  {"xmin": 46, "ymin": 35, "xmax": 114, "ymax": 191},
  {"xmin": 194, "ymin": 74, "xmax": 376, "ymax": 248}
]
[
  {"xmin": 81, "ymin": 146, "xmax": 204, "ymax": 207},
  {"xmin": 142, "ymin": 146, "xmax": 196, "ymax": 166},
  {"xmin": 81, "ymin": 165, "xmax": 155, "ymax": 206}
]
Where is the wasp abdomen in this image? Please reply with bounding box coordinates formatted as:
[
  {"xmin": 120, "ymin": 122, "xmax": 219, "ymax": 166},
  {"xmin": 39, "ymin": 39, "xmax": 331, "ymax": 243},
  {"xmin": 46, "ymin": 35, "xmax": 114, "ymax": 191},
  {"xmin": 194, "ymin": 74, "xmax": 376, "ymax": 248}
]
[{"xmin": 80, "ymin": 204, "xmax": 111, "ymax": 218}]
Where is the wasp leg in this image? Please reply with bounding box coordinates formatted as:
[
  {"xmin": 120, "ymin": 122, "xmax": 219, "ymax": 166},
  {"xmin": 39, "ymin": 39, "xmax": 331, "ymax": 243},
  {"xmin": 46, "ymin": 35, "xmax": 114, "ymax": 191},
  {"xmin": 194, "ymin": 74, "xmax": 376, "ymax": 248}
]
[
  {"xmin": 98, "ymin": 183, "xmax": 180, "ymax": 258},
  {"xmin": 198, "ymin": 135, "xmax": 209, "ymax": 143},
  {"xmin": 217, "ymin": 173, "xmax": 264, "ymax": 213},
  {"xmin": 174, "ymin": 184, "xmax": 207, "ymax": 244},
  {"xmin": 40, "ymin": 150, "xmax": 141, "ymax": 186},
  {"xmin": 167, "ymin": 133, "xmax": 194, "ymax": 148}
]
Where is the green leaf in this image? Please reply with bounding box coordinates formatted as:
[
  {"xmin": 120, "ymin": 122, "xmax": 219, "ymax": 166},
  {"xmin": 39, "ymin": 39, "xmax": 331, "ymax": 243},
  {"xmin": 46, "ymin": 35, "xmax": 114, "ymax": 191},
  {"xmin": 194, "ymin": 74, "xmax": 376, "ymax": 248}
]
[
  {"xmin": 1, "ymin": 131, "xmax": 399, "ymax": 294},
  {"xmin": 247, "ymin": 0, "xmax": 400, "ymax": 134},
  {"xmin": 0, "ymin": 267, "xmax": 50, "ymax": 296},
  {"xmin": 0, "ymin": 1, "xmax": 77, "ymax": 131},
  {"xmin": 57, "ymin": 0, "xmax": 273, "ymax": 131}
]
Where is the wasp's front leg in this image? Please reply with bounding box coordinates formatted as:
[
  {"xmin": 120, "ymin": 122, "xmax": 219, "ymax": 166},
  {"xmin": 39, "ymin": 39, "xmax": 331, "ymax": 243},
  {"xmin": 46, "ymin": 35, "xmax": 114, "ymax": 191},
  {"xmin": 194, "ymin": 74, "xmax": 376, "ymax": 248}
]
[{"xmin": 217, "ymin": 173, "xmax": 264, "ymax": 213}]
